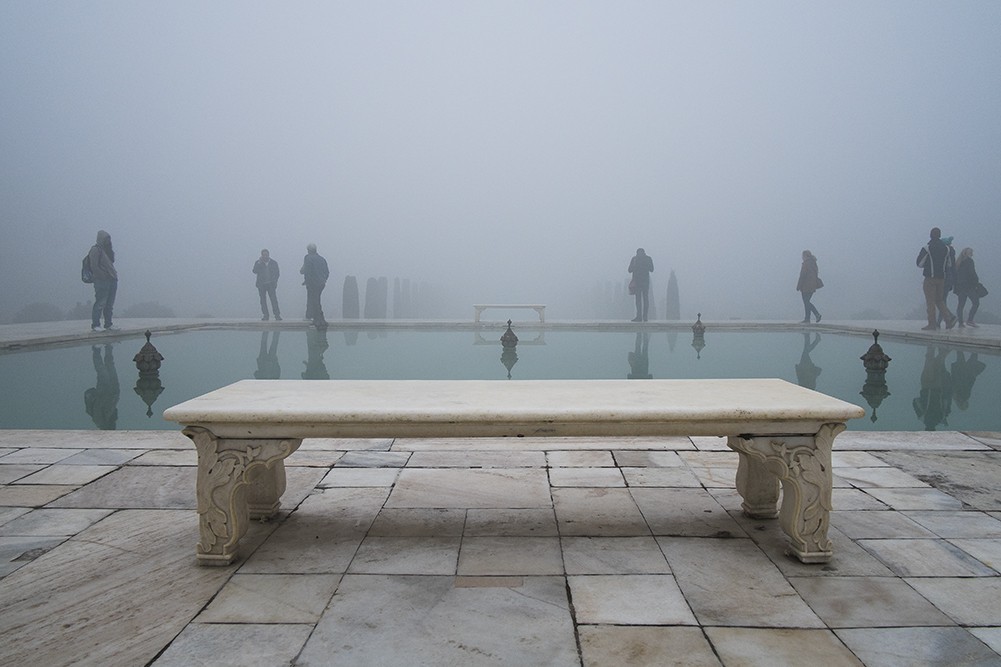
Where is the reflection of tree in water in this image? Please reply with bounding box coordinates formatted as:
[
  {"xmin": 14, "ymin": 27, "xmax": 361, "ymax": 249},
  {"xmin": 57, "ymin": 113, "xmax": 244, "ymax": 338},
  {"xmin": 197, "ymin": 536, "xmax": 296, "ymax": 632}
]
[
  {"xmin": 84, "ymin": 344, "xmax": 119, "ymax": 430},
  {"xmin": 951, "ymin": 351, "xmax": 986, "ymax": 412},
  {"xmin": 913, "ymin": 346, "xmax": 952, "ymax": 431},
  {"xmin": 795, "ymin": 333, "xmax": 822, "ymax": 390},
  {"xmin": 628, "ymin": 332, "xmax": 652, "ymax": 379},
  {"xmin": 303, "ymin": 329, "xmax": 330, "ymax": 379},
  {"xmin": 254, "ymin": 331, "xmax": 281, "ymax": 379}
]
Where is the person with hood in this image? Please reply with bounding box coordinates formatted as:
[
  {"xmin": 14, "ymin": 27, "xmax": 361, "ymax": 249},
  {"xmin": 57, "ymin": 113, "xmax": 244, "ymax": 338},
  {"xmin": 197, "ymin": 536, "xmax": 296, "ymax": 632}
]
[
  {"xmin": 88, "ymin": 230, "xmax": 118, "ymax": 332},
  {"xmin": 627, "ymin": 248, "xmax": 654, "ymax": 322},
  {"xmin": 916, "ymin": 227, "xmax": 957, "ymax": 330},
  {"xmin": 300, "ymin": 243, "xmax": 329, "ymax": 328},
  {"xmin": 252, "ymin": 249, "xmax": 282, "ymax": 321},
  {"xmin": 796, "ymin": 250, "xmax": 823, "ymax": 323}
]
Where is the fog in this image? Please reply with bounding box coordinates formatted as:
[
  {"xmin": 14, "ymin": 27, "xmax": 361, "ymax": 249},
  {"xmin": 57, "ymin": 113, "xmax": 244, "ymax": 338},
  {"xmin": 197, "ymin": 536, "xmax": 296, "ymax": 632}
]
[{"xmin": 2, "ymin": 2, "xmax": 1000, "ymax": 323}]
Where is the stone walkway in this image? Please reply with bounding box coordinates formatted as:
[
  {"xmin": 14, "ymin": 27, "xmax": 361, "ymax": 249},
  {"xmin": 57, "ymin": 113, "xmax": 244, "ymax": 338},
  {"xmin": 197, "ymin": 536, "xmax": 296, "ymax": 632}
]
[{"xmin": 1, "ymin": 428, "xmax": 1000, "ymax": 666}]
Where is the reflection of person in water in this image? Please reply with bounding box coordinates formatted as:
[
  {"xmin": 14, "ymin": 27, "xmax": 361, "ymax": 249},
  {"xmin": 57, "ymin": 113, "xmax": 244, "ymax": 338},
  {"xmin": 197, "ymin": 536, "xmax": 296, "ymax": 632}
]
[
  {"xmin": 913, "ymin": 346, "xmax": 952, "ymax": 431},
  {"xmin": 627, "ymin": 332, "xmax": 653, "ymax": 379},
  {"xmin": 302, "ymin": 328, "xmax": 330, "ymax": 379},
  {"xmin": 254, "ymin": 331, "xmax": 281, "ymax": 379},
  {"xmin": 951, "ymin": 351, "xmax": 986, "ymax": 411},
  {"xmin": 794, "ymin": 333, "xmax": 822, "ymax": 390},
  {"xmin": 84, "ymin": 344, "xmax": 120, "ymax": 430}
]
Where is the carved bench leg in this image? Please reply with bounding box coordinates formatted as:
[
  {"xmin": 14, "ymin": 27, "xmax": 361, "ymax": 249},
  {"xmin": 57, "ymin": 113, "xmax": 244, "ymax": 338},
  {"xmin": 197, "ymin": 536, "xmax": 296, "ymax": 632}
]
[
  {"xmin": 183, "ymin": 427, "xmax": 301, "ymax": 565},
  {"xmin": 727, "ymin": 424, "xmax": 843, "ymax": 563},
  {"xmin": 734, "ymin": 448, "xmax": 780, "ymax": 518}
]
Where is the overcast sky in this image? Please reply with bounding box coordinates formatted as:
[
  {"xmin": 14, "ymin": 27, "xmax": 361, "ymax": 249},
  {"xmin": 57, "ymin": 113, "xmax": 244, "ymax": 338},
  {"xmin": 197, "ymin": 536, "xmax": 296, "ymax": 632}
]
[{"xmin": 2, "ymin": 2, "xmax": 999, "ymax": 322}]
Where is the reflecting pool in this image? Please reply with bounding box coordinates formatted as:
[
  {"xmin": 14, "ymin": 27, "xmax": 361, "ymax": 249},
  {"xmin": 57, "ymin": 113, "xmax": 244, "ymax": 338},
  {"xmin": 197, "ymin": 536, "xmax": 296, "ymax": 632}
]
[{"xmin": 0, "ymin": 328, "xmax": 998, "ymax": 432}]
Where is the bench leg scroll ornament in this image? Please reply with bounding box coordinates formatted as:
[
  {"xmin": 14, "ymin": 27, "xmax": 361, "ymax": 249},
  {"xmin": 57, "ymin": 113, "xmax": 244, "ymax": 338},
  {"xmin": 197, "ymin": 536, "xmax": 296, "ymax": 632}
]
[
  {"xmin": 183, "ymin": 426, "xmax": 302, "ymax": 565},
  {"xmin": 728, "ymin": 423, "xmax": 844, "ymax": 564}
]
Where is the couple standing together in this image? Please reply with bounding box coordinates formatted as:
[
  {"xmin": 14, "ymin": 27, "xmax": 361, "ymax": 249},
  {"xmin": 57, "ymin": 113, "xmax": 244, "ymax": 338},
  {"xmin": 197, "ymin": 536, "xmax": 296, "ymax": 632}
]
[{"xmin": 253, "ymin": 243, "xmax": 329, "ymax": 328}]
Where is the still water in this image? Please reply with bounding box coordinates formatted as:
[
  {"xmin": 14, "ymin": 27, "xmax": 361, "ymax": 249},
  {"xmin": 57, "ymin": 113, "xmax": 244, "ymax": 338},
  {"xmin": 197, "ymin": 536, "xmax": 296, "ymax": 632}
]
[{"xmin": 1, "ymin": 328, "xmax": 997, "ymax": 432}]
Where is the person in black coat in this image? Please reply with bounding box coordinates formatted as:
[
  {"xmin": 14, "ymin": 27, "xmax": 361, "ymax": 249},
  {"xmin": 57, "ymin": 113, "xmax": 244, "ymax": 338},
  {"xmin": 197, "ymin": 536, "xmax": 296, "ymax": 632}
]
[{"xmin": 954, "ymin": 247, "xmax": 982, "ymax": 328}]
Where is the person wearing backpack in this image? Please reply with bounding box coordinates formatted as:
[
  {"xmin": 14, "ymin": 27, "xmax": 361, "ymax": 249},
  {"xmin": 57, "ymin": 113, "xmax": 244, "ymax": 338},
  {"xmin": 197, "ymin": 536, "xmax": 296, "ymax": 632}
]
[{"xmin": 88, "ymin": 230, "xmax": 119, "ymax": 332}]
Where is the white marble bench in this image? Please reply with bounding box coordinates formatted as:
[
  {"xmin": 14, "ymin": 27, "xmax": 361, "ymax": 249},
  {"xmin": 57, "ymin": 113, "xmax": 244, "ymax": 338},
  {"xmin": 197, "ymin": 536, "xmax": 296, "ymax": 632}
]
[
  {"xmin": 473, "ymin": 303, "xmax": 546, "ymax": 323},
  {"xmin": 163, "ymin": 379, "xmax": 864, "ymax": 566}
]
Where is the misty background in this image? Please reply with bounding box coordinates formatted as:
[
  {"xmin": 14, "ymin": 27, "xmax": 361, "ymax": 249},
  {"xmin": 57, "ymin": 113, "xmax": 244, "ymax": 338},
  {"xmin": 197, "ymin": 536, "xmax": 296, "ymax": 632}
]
[{"xmin": 2, "ymin": 2, "xmax": 999, "ymax": 324}]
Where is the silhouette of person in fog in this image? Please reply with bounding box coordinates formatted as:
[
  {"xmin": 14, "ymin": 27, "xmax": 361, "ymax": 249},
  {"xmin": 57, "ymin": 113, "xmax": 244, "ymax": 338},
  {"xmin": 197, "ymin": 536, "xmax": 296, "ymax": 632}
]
[
  {"xmin": 88, "ymin": 230, "xmax": 119, "ymax": 332},
  {"xmin": 796, "ymin": 250, "xmax": 823, "ymax": 323},
  {"xmin": 302, "ymin": 328, "xmax": 330, "ymax": 379},
  {"xmin": 913, "ymin": 345, "xmax": 952, "ymax": 430},
  {"xmin": 794, "ymin": 333, "xmax": 822, "ymax": 390},
  {"xmin": 628, "ymin": 332, "xmax": 652, "ymax": 378},
  {"xmin": 300, "ymin": 243, "xmax": 329, "ymax": 329},
  {"xmin": 951, "ymin": 351, "xmax": 986, "ymax": 412},
  {"xmin": 628, "ymin": 248, "xmax": 654, "ymax": 322},
  {"xmin": 84, "ymin": 344, "xmax": 119, "ymax": 429},
  {"xmin": 254, "ymin": 331, "xmax": 281, "ymax": 379},
  {"xmin": 253, "ymin": 249, "xmax": 281, "ymax": 321}
]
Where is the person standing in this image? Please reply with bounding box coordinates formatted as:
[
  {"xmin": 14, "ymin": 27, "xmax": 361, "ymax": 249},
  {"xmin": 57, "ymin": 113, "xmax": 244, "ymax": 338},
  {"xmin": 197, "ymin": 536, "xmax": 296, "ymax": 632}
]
[
  {"xmin": 252, "ymin": 249, "xmax": 282, "ymax": 321},
  {"xmin": 627, "ymin": 248, "xmax": 654, "ymax": 322},
  {"xmin": 300, "ymin": 243, "xmax": 329, "ymax": 328},
  {"xmin": 89, "ymin": 230, "xmax": 118, "ymax": 332},
  {"xmin": 954, "ymin": 247, "xmax": 981, "ymax": 328},
  {"xmin": 916, "ymin": 227, "xmax": 957, "ymax": 330},
  {"xmin": 796, "ymin": 250, "xmax": 823, "ymax": 323}
]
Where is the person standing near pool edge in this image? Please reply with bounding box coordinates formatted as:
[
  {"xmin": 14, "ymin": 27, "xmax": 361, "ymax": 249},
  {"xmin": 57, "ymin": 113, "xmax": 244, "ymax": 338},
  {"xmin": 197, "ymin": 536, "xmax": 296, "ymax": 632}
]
[
  {"xmin": 796, "ymin": 250, "xmax": 823, "ymax": 323},
  {"xmin": 916, "ymin": 227, "xmax": 957, "ymax": 331},
  {"xmin": 628, "ymin": 248, "xmax": 654, "ymax": 322},
  {"xmin": 300, "ymin": 243, "xmax": 329, "ymax": 328},
  {"xmin": 89, "ymin": 230, "xmax": 118, "ymax": 332},
  {"xmin": 253, "ymin": 249, "xmax": 282, "ymax": 321}
]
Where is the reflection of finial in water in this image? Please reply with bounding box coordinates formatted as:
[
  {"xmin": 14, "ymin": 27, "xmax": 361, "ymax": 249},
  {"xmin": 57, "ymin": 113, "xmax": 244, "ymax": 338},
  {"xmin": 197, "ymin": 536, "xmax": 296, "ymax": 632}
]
[{"xmin": 501, "ymin": 347, "xmax": 518, "ymax": 379}]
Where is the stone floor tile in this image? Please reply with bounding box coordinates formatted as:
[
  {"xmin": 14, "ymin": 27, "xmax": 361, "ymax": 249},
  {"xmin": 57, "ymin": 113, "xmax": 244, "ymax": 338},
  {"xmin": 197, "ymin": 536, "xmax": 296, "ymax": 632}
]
[
  {"xmin": 864, "ymin": 486, "xmax": 965, "ymax": 511},
  {"xmin": 195, "ymin": 574, "xmax": 340, "ymax": 623},
  {"xmin": 0, "ymin": 535, "xmax": 68, "ymax": 577},
  {"xmin": 658, "ymin": 537, "xmax": 824, "ymax": 627},
  {"xmin": 831, "ymin": 487, "xmax": 890, "ymax": 510},
  {"xmin": 0, "ymin": 484, "xmax": 76, "ymax": 507},
  {"xmin": 679, "ymin": 451, "xmax": 738, "ymax": 468},
  {"xmin": 394, "ymin": 436, "xmax": 566, "ymax": 451},
  {"xmin": 836, "ymin": 431, "xmax": 988, "ymax": 450},
  {"xmin": 906, "ymin": 511, "xmax": 1001, "ymax": 538},
  {"xmin": 632, "ymin": 487, "xmax": 746, "ymax": 538},
  {"xmin": 859, "ymin": 538, "xmax": 998, "ymax": 576},
  {"xmin": 334, "ymin": 450, "xmax": 411, "ymax": 467},
  {"xmin": 348, "ymin": 536, "xmax": 460, "ymax": 574},
  {"xmin": 46, "ymin": 466, "xmax": 195, "ymax": 509},
  {"xmin": 789, "ymin": 576, "xmax": 954, "ymax": 627},
  {"xmin": 0, "ymin": 448, "xmax": 14, "ymax": 457},
  {"xmin": 690, "ymin": 435, "xmax": 729, "ymax": 450},
  {"xmin": 0, "ymin": 447, "xmax": 81, "ymax": 464},
  {"xmin": 706, "ymin": 627, "xmax": 862, "ymax": 666},
  {"xmin": 832, "ymin": 451, "xmax": 891, "ymax": 467},
  {"xmin": 621, "ymin": 466, "xmax": 702, "ymax": 487},
  {"xmin": 368, "ymin": 507, "xmax": 466, "ymax": 537},
  {"xmin": 831, "ymin": 510, "xmax": 937, "ymax": 539},
  {"xmin": 464, "ymin": 508, "xmax": 559, "ymax": 536},
  {"xmin": 0, "ymin": 506, "xmax": 30, "ymax": 527},
  {"xmin": 299, "ymin": 574, "xmax": 579, "ymax": 665},
  {"xmin": 562, "ymin": 536, "xmax": 670, "ymax": 574},
  {"xmin": 388, "ymin": 468, "xmax": 551, "ymax": 509},
  {"xmin": 687, "ymin": 466, "xmax": 738, "ymax": 488},
  {"xmin": 949, "ymin": 538, "xmax": 1001, "ymax": 571},
  {"xmin": 553, "ymin": 488, "xmax": 649, "ymax": 536},
  {"xmin": 301, "ymin": 437, "xmax": 392, "ymax": 451},
  {"xmin": 58, "ymin": 449, "xmax": 144, "ymax": 465},
  {"xmin": 969, "ymin": 627, "xmax": 1001, "ymax": 654},
  {"xmin": 547, "ymin": 450, "xmax": 614, "ymax": 467},
  {"xmin": 0, "ymin": 508, "xmax": 112, "ymax": 537},
  {"xmin": 579, "ymin": 626, "xmax": 721, "ymax": 667},
  {"xmin": 0, "ymin": 464, "xmax": 44, "ymax": 484},
  {"xmin": 284, "ymin": 449, "xmax": 343, "ymax": 467},
  {"xmin": 128, "ymin": 450, "xmax": 197, "ymax": 466},
  {"xmin": 549, "ymin": 466, "xmax": 624, "ymax": 487},
  {"xmin": 457, "ymin": 536, "xmax": 563, "ymax": 575},
  {"xmin": 318, "ymin": 466, "xmax": 399, "ymax": 487},
  {"xmin": 907, "ymin": 577, "xmax": 1001, "ymax": 625},
  {"xmin": 406, "ymin": 450, "xmax": 545, "ymax": 468},
  {"xmin": 835, "ymin": 466, "xmax": 930, "ymax": 488},
  {"xmin": 877, "ymin": 451, "xmax": 1001, "ymax": 512},
  {"xmin": 612, "ymin": 450, "xmax": 684, "ymax": 467},
  {"xmin": 569, "ymin": 574, "xmax": 696, "ymax": 625},
  {"xmin": 151, "ymin": 623, "xmax": 313, "ymax": 667},
  {"xmin": 835, "ymin": 627, "xmax": 1000, "ymax": 666},
  {"xmin": 14, "ymin": 464, "xmax": 116, "ymax": 486}
]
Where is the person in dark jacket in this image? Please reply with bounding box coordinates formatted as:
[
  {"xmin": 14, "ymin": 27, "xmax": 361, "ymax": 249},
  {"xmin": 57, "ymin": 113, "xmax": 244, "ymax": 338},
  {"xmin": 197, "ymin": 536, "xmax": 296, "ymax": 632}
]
[
  {"xmin": 627, "ymin": 248, "xmax": 654, "ymax": 322},
  {"xmin": 300, "ymin": 243, "xmax": 329, "ymax": 328},
  {"xmin": 253, "ymin": 249, "xmax": 282, "ymax": 321},
  {"xmin": 954, "ymin": 247, "xmax": 981, "ymax": 328},
  {"xmin": 916, "ymin": 227, "xmax": 957, "ymax": 331},
  {"xmin": 796, "ymin": 250, "xmax": 823, "ymax": 324},
  {"xmin": 88, "ymin": 230, "xmax": 118, "ymax": 332}
]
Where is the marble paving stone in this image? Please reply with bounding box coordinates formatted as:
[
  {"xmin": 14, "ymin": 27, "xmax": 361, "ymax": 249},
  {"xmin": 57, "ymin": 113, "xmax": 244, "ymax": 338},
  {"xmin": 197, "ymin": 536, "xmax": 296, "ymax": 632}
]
[
  {"xmin": 151, "ymin": 623, "xmax": 313, "ymax": 667},
  {"xmin": 835, "ymin": 627, "xmax": 1000, "ymax": 666},
  {"xmin": 832, "ymin": 451, "xmax": 891, "ymax": 467},
  {"xmin": 457, "ymin": 536, "xmax": 563, "ymax": 575},
  {"xmin": 318, "ymin": 466, "xmax": 399, "ymax": 487},
  {"xmin": 334, "ymin": 450, "xmax": 411, "ymax": 467},
  {"xmin": 549, "ymin": 466, "xmax": 625, "ymax": 487},
  {"xmin": 679, "ymin": 451, "xmax": 738, "ymax": 468},
  {"xmin": 562, "ymin": 536, "xmax": 671, "ymax": 575},
  {"xmin": 0, "ymin": 430, "xmax": 187, "ymax": 450},
  {"xmin": 0, "ymin": 464, "xmax": 44, "ymax": 484},
  {"xmin": 657, "ymin": 537, "xmax": 825, "ymax": 628},
  {"xmin": 906, "ymin": 511, "xmax": 1001, "ymax": 538},
  {"xmin": 299, "ymin": 574, "xmax": 579, "ymax": 666},
  {"xmin": 0, "ymin": 448, "xmax": 14, "ymax": 457},
  {"xmin": 348, "ymin": 536, "xmax": 461, "ymax": 574},
  {"xmin": 0, "ymin": 506, "xmax": 30, "ymax": 527},
  {"xmin": 864, "ymin": 486, "xmax": 965, "ymax": 511},
  {"xmin": 612, "ymin": 450, "xmax": 684, "ymax": 467},
  {"xmin": 621, "ymin": 466, "xmax": 701, "ymax": 487},
  {"xmin": 690, "ymin": 435, "xmax": 729, "ymax": 451},
  {"xmin": 195, "ymin": 574, "xmax": 340, "ymax": 623},
  {"xmin": 368, "ymin": 508, "xmax": 466, "ymax": 536},
  {"xmin": 0, "ymin": 484, "xmax": 76, "ymax": 507},
  {"xmin": 907, "ymin": 577, "xmax": 1001, "ymax": 625},
  {"xmin": 0, "ymin": 535, "xmax": 68, "ymax": 577},
  {"xmin": 836, "ymin": 430, "xmax": 987, "ymax": 450},
  {"xmin": 0, "ymin": 508, "xmax": 112, "ymax": 537},
  {"xmin": 788, "ymin": 576, "xmax": 954, "ymax": 627},
  {"xmin": 568, "ymin": 574, "xmax": 696, "ymax": 625},
  {"xmin": 406, "ymin": 450, "xmax": 545, "ymax": 468},
  {"xmin": 547, "ymin": 450, "xmax": 615, "ymax": 467},
  {"xmin": 127, "ymin": 450, "xmax": 197, "ymax": 466},
  {"xmin": 831, "ymin": 510, "xmax": 937, "ymax": 539},
  {"xmin": 301, "ymin": 437, "xmax": 392, "ymax": 451},
  {"xmin": 14, "ymin": 464, "xmax": 116, "ymax": 486},
  {"xmin": 553, "ymin": 488, "xmax": 650, "ymax": 536},
  {"xmin": 968, "ymin": 432, "xmax": 1001, "ymax": 449},
  {"xmin": 58, "ymin": 448, "xmax": 144, "ymax": 465},
  {"xmin": 46, "ymin": 466, "xmax": 195, "ymax": 509},
  {"xmin": 835, "ymin": 466, "xmax": 931, "ymax": 488},
  {"xmin": 632, "ymin": 487, "xmax": 746, "ymax": 538},
  {"xmin": 686, "ymin": 466, "xmax": 738, "ymax": 488},
  {"xmin": 0, "ymin": 447, "xmax": 81, "ymax": 464},
  {"xmin": 949, "ymin": 539, "xmax": 1001, "ymax": 571},
  {"xmin": 387, "ymin": 468, "xmax": 551, "ymax": 509},
  {"xmin": 831, "ymin": 487, "xmax": 891, "ymax": 511},
  {"xmin": 706, "ymin": 627, "xmax": 862, "ymax": 666},
  {"xmin": 394, "ymin": 436, "xmax": 555, "ymax": 451},
  {"xmin": 877, "ymin": 450, "xmax": 1001, "ymax": 512},
  {"xmin": 284, "ymin": 449, "xmax": 343, "ymax": 467},
  {"xmin": 0, "ymin": 510, "xmax": 235, "ymax": 667},
  {"xmin": 859, "ymin": 538, "xmax": 998, "ymax": 577},
  {"xmin": 464, "ymin": 508, "xmax": 559, "ymax": 536},
  {"xmin": 969, "ymin": 628, "xmax": 1001, "ymax": 654},
  {"xmin": 579, "ymin": 626, "xmax": 721, "ymax": 667}
]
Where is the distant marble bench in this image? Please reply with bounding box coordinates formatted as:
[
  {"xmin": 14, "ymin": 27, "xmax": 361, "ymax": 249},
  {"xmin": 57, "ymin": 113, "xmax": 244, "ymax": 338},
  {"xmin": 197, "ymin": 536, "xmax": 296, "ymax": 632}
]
[
  {"xmin": 473, "ymin": 304, "xmax": 546, "ymax": 323},
  {"xmin": 163, "ymin": 379, "xmax": 864, "ymax": 566}
]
